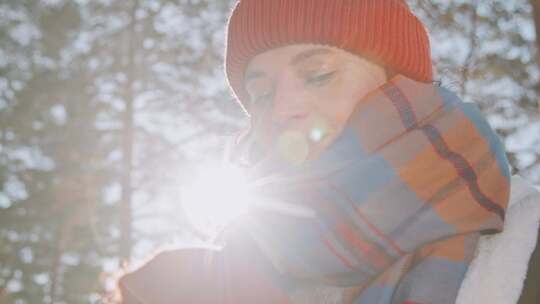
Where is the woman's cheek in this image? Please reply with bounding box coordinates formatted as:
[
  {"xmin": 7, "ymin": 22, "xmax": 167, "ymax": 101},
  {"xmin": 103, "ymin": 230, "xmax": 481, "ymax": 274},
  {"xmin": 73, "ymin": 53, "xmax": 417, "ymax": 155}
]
[{"xmin": 314, "ymin": 94, "xmax": 350, "ymax": 131}]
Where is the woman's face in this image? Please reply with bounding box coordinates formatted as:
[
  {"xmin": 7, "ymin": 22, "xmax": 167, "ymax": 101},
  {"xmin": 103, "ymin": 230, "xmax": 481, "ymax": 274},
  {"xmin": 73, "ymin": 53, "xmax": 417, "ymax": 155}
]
[{"xmin": 244, "ymin": 44, "xmax": 387, "ymax": 163}]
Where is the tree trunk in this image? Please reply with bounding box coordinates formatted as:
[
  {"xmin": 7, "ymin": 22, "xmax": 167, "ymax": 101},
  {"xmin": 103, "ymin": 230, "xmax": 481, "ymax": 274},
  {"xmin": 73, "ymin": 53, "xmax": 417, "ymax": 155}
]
[
  {"xmin": 119, "ymin": 0, "xmax": 138, "ymax": 262},
  {"xmin": 531, "ymin": 0, "xmax": 540, "ymax": 114},
  {"xmin": 531, "ymin": 1, "xmax": 540, "ymax": 66},
  {"xmin": 49, "ymin": 222, "xmax": 67, "ymax": 304}
]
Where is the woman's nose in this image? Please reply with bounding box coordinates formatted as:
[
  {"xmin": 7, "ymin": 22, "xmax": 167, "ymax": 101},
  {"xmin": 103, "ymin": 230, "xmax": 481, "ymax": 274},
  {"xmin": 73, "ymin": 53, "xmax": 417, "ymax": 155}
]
[{"xmin": 271, "ymin": 79, "xmax": 309, "ymax": 125}]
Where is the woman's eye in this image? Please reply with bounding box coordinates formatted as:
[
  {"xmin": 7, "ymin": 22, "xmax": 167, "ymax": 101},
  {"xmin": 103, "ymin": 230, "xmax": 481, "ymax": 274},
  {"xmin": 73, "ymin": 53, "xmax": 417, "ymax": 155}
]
[{"xmin": 306, "ymin": 71, "xmax": 336, "ymax": 86}]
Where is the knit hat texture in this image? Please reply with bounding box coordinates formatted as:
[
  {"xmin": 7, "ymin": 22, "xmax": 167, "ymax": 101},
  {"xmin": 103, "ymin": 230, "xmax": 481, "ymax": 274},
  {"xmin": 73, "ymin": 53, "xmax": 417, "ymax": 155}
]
[{"xmin": 225, "ymin": 0, "xmax": 433, "ymax": 112}]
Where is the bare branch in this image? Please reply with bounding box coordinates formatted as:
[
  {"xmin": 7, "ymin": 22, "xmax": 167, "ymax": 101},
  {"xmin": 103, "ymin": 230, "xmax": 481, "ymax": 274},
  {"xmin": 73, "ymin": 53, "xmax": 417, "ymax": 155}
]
[{"xmin": 461, "ymin": 0, "xmax": 479, "ymax": 98}]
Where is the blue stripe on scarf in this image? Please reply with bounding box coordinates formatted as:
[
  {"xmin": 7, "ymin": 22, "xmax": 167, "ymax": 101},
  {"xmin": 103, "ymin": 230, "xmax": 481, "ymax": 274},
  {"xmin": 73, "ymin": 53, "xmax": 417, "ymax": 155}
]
[{"xmin": 355, "ymin": 259, "xmax": 468, "ymax": 304}]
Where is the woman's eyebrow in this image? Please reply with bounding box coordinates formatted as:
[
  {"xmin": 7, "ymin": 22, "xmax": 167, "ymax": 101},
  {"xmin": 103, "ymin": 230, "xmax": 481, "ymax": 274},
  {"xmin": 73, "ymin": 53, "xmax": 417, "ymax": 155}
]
[{"xmin": 290, "ymin": 48, "xmax": 333, "ymax": 66}]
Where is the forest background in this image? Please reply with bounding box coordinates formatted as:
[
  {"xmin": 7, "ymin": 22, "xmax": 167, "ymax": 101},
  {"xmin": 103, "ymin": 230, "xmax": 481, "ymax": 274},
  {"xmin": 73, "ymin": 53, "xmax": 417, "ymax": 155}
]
[{"xmin": 1, "ymin": 0, "xmax": 539, "ymax": 303}]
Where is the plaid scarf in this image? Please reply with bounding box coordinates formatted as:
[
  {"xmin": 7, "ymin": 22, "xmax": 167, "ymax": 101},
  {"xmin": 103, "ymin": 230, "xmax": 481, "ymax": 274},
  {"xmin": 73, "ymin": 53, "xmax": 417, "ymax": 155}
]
[{"xmin": 232, "ymin": 75, "xmax": 511, "ymax": 304}]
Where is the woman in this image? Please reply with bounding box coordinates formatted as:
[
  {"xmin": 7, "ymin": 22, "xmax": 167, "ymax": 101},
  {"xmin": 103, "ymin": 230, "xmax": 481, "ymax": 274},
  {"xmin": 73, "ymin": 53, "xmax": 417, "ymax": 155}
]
[{"xmin": 119, "ymin": 1, "xmax": 540, "ymax": 303}]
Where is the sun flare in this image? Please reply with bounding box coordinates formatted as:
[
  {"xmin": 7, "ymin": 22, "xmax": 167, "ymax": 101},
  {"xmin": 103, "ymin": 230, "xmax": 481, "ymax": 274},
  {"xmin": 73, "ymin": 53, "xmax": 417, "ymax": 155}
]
[{"xmin": 181, "ymin": 163, "xmax": 253, "ymax": 235}]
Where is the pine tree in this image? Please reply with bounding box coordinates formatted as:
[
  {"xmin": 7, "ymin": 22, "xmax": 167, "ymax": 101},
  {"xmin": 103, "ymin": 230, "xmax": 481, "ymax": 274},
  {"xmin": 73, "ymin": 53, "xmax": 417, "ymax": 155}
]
[{"xmin": 0, "ymin": 2, "xmax": 119, "ymax": 303}]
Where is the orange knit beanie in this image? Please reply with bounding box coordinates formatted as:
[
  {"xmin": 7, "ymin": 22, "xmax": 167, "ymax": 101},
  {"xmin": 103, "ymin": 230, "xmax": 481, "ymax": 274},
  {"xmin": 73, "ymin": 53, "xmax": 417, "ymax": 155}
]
[{"xmin": 225, "ymin": 0, "xmax": 433, "ymax": 113}]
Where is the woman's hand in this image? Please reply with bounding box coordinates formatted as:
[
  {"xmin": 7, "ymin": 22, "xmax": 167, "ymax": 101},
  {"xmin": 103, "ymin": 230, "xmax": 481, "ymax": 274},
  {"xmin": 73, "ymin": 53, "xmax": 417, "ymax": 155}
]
[{"xmin": 117, "ymin": 231, "xmax": 290, "ymax": 304}]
